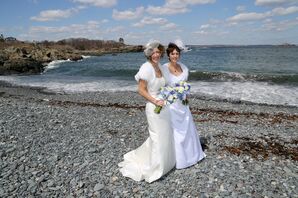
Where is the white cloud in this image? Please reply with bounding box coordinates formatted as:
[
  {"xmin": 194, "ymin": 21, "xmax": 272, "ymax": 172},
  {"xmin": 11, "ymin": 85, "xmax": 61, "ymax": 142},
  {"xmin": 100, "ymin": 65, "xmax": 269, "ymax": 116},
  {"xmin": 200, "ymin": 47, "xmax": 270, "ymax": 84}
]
[
  {"xmin": 271, "ymin": 6, "xmax": 298, "ymax": 15},
  {"xmin": 227, "ymin": 12, "xmax": 271, "ymax": 22},
  {"xmin": 236, "ymin": 5, "xmax": 246, "ymax": 12},
  {"xmin": 164, "ymin": 0, "xmax": 216, "ymax": 7},
  {"xmin": 184, "ymin": 0, "xmax": 216, "ymax": 4},
  {"xmin": 226, "ymin": 22, "xmax": 239, "ymax": 27},
  {"xmin": 30, "ymin": 8, "xmax": 79, "ymax": 21},
  {"xmin": 101, "ymin": 19, "xmax": 109, "ymax": 23},
  {"xmin": 160, "ymin": 23, "xmax": 178, "ymax": 30},
  {"xmin": 105, "ymin": 26, "xmax": 125, "ymax": 33},
  {"xmin": 255, "ymin": 0, "xmax": 297, "ymax": 6},
  {"xmin": 146, "ymin": 5, "xmax": 189, "ymax": 15},
  {"xmin": 27, "ymin": 20, "xmax": 131, "ymax": 41},
  {"xmin": 86, "ymin": 20, "xmax": 100, "ymax": 26},
  {"xmin": 263, "ymin": 18, "xmax": 273, "ymax": 23},
  {"xmin": 193, "ymin": 29, "xmax": 228, "ymax": 36},
  {"xmin": 146, "ymin": 0, "xmax": 215, "ymax": 15},
  {"xmin": 29, "ymin": 21, "xmax": 101, "ymax": 35},
  {"xmin": 200, "ymin": 24, "xmax": 216, "ymax": 29},
  {"xmin": 193, "ymin": 30, "xmax": 209, "ymax": 35},
  {"xmin": 112, "ymin": 7, "xmax": 144, "ymax": 20},
  {"xmin": 261, "ymin": 17, "xmax": 298, "ymax": 31},
  {"xmin": 228, "ymin": 5, "xmax": 298, "ymax": 23},
  {"xmin": 30, "ymin": 26, "xmax": 68, "ymax": 34},
  {"xmin": 132, "ymin": 17, "xmax": 168, "ymax": 27},
  {"xmin": 72, "ymin": 0, "xmax": 117, "ymax": 8}
]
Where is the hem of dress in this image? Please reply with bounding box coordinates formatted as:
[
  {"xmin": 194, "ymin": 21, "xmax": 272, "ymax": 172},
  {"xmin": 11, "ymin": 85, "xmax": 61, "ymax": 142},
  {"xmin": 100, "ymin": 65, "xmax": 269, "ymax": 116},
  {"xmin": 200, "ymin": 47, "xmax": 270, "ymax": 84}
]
[{"xmin": 175, "ymin": 153, "xmax": 206, "ymax": 169}]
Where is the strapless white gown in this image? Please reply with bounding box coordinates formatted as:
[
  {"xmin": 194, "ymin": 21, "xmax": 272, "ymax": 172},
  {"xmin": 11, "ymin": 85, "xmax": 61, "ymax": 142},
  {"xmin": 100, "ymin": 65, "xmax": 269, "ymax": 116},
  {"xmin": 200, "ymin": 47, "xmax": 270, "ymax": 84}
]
[
  {"xmin": 118, "ymin": 62, "xmax": 175, "ymax": 183},
  {"xmin": 162, "ymin": 62, "xmax": 206, "ymax": 169}
]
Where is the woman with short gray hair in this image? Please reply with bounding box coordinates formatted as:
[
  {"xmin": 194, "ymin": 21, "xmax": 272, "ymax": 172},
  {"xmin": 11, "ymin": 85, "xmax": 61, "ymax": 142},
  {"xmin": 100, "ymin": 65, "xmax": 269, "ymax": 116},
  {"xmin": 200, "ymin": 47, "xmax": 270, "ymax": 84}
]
[{"xmin": 118, "ymin": 40, "xmax": 175, "ymax": 183}]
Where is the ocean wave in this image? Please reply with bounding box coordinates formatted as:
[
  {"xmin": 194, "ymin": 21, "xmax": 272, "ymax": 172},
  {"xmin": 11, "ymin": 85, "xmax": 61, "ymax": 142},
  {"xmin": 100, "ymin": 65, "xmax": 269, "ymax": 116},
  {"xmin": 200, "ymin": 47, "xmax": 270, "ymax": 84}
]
[
  {"xmin": 82, "ymin": 55, "xmax": 92, "ymax": 59},
  {"xmin": 0, "ymin": 75, "xmax": 137, "ymax": 93},
  {"xmin": 0, "ymin": 75, "xmax": 297, "ymax": 107},
  {"xmin": 44, "ymin": 59, "xmax": 72, "ymax": 72},
  {"xmin": 189, "ymin": 71, "xmax": 298, "ymax": 85},
  {"xmin": 190, "ymin": 81, "xmax": 298, "ymax": 107}
]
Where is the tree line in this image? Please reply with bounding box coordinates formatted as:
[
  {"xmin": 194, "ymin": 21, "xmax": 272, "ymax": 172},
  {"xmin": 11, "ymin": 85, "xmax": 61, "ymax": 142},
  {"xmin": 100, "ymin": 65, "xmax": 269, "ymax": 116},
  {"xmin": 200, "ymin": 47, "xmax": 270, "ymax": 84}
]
[{"xmin": 0, "ymin": 34, "xmax": 126, "ymax": 50}]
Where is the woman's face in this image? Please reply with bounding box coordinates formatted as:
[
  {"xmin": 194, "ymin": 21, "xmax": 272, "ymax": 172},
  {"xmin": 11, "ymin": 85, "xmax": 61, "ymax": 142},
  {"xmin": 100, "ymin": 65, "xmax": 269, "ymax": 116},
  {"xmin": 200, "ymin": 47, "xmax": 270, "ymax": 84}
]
[
  {"xmin": 169, "ymin": 49, "xmax": 180, "ymax": 63},
  {"xmin": 150, "ymin": 48, "xmax": 161, "ymax": 64}
]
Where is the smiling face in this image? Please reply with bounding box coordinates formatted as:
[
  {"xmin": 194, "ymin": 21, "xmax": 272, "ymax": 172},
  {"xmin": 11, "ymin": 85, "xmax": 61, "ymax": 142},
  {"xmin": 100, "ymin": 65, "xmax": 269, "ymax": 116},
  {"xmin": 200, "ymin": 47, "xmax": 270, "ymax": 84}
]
[
  {"xmin": 169, "ymin": 49, "xmax": 180, "ymax": 64},
  {"xmin": 166, "ymin": 43, "xmax": 181, "ymax": 64},
  {"xmin": 150, "ymin": 47, "xmax": 162, "ymax": 65}
]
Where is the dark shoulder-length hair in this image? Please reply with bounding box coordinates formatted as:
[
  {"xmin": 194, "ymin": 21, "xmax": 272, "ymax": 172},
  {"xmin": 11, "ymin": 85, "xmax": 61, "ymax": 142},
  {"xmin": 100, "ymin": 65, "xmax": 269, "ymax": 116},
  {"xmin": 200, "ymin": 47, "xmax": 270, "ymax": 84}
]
[{"xmin": 166, "ymin": 43, "xmax": 181, "ymax": 57}]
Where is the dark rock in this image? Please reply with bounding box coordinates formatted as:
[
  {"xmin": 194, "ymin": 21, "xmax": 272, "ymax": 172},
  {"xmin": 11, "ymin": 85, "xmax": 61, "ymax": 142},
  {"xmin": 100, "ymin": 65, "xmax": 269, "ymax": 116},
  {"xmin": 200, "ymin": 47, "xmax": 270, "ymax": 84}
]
[
  {"xmin": 200, "ymin": 137, "xmax": 209, "ymax": 151},
  {"xmin": 2, "ymin": 57, "xmax": 44, "ymax": 74}
]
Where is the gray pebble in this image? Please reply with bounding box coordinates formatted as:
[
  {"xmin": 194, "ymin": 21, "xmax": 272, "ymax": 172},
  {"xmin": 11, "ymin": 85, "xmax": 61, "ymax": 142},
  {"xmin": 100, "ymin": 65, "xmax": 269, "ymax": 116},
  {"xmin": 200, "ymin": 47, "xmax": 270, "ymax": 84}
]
[{"xmin": 0, "ymin": 87, "xmax": 297, "ymax": 197}]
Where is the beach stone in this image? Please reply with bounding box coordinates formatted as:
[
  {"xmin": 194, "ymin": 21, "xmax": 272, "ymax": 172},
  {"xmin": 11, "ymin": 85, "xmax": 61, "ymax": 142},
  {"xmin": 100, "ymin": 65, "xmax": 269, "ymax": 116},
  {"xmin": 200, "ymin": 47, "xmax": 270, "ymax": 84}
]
[
  {"xmin": 47, "ymin": 180, "xmax": 55, "ymax": 187},
  {"xmin": 0, "ymin": 86, "xmax": 297, "ymax": 197},
  {"xmin": 94, "ymin": 183, "xmax": 104, "ymax": 191}
]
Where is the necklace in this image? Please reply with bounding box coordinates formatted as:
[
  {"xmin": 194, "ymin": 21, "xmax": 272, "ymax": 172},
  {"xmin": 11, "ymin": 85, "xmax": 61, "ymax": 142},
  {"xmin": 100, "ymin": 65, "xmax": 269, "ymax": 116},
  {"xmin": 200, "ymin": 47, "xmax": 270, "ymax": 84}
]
[{"xmin": 170, "ymin": 63, "xmax": 181, "ymax": 73}]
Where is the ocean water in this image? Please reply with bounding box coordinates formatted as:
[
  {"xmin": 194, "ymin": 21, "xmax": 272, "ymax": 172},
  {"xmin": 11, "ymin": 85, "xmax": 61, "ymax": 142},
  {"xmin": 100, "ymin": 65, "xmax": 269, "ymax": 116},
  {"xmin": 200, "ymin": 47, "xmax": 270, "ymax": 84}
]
[{"xmin": 0, "ymin": 46, "xmax": 297, "ymax": 107}]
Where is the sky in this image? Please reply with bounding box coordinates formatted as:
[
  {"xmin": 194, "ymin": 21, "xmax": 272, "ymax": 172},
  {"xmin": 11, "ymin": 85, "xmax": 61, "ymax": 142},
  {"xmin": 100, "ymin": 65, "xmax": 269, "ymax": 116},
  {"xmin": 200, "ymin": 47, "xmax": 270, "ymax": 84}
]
[{"xmin": 1, "ymin": 0, "xmax": 298, "ymax": 45}]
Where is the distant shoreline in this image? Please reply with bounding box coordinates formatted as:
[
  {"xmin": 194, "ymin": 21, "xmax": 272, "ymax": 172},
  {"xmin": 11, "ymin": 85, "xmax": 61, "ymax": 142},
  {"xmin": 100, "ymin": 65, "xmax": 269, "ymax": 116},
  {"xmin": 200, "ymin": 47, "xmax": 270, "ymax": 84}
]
[{"xmin": 188, "ymin": 44, "xmax": 297, "ymax": 47}]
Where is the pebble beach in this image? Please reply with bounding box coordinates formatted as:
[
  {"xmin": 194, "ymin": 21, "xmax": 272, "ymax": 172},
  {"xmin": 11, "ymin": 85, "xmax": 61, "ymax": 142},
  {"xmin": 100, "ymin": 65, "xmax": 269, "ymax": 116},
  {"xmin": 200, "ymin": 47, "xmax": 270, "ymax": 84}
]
[{"xmin": 0, "ymin": 82, "xmax": 297, "ymax": 197}]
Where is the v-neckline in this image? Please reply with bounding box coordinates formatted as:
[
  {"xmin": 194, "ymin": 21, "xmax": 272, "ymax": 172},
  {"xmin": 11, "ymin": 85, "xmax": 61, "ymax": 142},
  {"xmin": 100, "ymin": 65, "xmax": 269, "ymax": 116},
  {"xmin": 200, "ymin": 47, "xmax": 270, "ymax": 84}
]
[
  {"xmin": 151, "ymin": 63, "xmax": 163, "ymax": 79},
  {"xmin": 167, "ymin": 63, "xmax": 183, "ymax": 77}
]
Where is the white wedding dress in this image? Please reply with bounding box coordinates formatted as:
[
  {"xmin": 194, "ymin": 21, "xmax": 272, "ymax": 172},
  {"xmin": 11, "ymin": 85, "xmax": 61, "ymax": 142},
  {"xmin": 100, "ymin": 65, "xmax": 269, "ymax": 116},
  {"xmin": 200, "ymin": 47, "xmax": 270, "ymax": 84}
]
[
  {"xmin": 118, "ymin": 61, "xmax": 175, "ymax": 183},
  {"xmin": 162, "ymin": 62, "xmax": 206, "ymax": 169}
]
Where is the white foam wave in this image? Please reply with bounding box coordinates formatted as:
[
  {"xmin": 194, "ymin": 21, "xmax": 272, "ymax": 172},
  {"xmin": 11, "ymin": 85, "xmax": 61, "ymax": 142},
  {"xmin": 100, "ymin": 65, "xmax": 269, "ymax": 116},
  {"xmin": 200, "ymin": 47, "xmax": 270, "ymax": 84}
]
[
  {"xmin": 82, "ymin": 55, "xmax": 92, "ymax": 59},
  {"xmin": 0, "ymin": 76, "xmax": 137, "ymax": 93},
  {"xmin": 44, "ymin": 59, "xmax": 72, "ymax": 72},
  {"xmin": 46, "ymin": 81, "xmax": 137, "ymax": 93},
  {"xmin": 0, "ymin": 75, "xmax": 297, "ymax": 106},
  {"xmin": 191, "ymin": 81, "xmax": 298, "ymax": 107},
  {"xmin": 223, "ymin": 71, "xmax": 246, "ymax": 80}
]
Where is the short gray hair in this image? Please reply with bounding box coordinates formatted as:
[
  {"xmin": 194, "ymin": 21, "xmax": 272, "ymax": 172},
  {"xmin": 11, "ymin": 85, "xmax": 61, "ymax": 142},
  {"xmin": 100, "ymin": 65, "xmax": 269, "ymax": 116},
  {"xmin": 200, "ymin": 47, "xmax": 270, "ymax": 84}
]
[{"xmin": 144, "ymin": 40, "xmax": 161, "ymax": 58}]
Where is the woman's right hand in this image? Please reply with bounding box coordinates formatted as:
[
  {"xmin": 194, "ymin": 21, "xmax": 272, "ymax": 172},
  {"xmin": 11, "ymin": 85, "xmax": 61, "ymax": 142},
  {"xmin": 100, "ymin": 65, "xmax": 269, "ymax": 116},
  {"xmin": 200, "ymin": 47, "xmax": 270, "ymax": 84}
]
[
  {"xmin": 154, "ymin": 99, "xmax": 164, "ymax": 106},
  {"xmin": 137, "ymin": 80, "xmax": 165, "ymax": 107}
]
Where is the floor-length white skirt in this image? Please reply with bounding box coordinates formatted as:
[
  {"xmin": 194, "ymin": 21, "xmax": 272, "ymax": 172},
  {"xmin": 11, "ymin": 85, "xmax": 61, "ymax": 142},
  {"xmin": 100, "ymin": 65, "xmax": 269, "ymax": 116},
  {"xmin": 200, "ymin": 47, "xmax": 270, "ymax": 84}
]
[
  {"xmin": 169, "ymin": 101, "xmax": 206, "ymax": 169},
  {"xmin": 118, "ymin": 102, "xmax": 175, "ymax": 183}
]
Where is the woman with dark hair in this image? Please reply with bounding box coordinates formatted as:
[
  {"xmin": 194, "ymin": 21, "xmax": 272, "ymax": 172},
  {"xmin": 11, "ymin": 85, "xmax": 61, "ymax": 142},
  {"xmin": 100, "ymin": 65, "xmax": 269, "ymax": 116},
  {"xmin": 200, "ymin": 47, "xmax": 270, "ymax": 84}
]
[
  {"xmin": 119, "ymin": 41, "xmax": 175, "ymax": 183},
  {"xmin": 161, "ymin": 42, "xmax": 206, "ymax": 169}
]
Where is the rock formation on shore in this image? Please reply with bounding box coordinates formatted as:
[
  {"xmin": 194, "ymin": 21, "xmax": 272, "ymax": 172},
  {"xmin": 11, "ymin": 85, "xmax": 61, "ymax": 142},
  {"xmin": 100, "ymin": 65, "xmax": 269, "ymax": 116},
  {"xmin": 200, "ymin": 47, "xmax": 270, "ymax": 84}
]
[{"xmin": 0, "ymin": 38, "xmax": 143, "ymax": 75}]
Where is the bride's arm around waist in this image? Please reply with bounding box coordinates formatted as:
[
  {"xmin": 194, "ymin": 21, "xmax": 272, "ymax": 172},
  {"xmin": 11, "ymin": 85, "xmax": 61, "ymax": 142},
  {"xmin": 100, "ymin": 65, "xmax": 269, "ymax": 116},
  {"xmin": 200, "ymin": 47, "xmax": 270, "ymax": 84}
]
[{"xmin": 138, "ymin": 79, "xmax": 164, "ymax": 107}]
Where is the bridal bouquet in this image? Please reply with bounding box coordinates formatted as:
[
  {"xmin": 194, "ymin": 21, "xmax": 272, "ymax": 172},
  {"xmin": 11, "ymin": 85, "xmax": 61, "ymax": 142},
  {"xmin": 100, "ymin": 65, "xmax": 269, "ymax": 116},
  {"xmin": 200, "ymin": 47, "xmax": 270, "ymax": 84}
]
[
  {"xmin": 174, "ymin": 81, "xmax": 190, "ymax": 105},
  {"xmin": 154, "ymin": 85, "xmax": 177, "ymax": 114},
  {"xmin": 154, "ymin": 81, "xmax": 191, "ymax": 114}
]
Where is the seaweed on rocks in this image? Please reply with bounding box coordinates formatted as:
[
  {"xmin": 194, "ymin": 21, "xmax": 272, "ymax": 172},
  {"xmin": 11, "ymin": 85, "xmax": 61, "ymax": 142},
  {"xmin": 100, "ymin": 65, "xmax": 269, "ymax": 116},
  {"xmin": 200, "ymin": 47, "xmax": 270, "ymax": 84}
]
[
  {"xmin": 222, "ymin": 136, "xmax": 298, "ymax": 161},
  {"xmin": 48, "ymin": 100, "xmax": 145, "ymax": 110}
]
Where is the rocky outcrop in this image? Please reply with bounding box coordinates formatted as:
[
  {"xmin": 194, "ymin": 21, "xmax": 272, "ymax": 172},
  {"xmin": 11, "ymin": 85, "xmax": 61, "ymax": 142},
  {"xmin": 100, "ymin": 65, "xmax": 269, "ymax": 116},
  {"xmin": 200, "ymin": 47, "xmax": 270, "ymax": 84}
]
[
  {"xmin": 0, "ymin": 43, "xmax": 83, "ymax": 75},
  {"xmin": 1, "ymin": 57, "xmax": 43, "ymax": 74},
  {"xmin": 0, "ymin": 41, "xmax": 143, "ymax": 75},
  {"xmin": 110, "ymin": 45, "xmax": 144, "ymax": 53}
]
